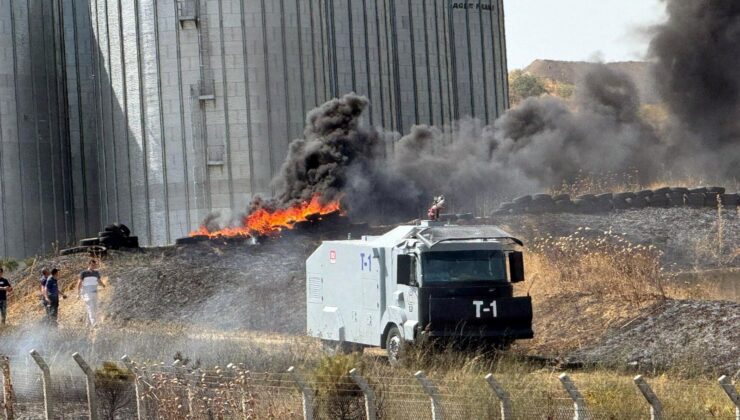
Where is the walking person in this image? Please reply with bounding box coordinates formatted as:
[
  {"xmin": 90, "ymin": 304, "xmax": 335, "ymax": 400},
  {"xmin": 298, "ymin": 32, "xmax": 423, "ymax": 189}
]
[
  {"xmin": 39, "ymin": 268, "xmax": 51, "ymax": 317},
  {"xmin": 77, "ymin": 260, "xmax": 105, "ymax": 327},
  {"xmin": 0, "ymin": 268, "xmax": 12, "ymax": 325},
  {"xmin": 43, "ymin": 268, "xmax": 67, "ymax": 327}
]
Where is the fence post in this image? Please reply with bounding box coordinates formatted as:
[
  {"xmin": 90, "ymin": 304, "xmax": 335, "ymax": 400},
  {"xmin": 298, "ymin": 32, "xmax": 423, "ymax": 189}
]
[
  {"xmin": 29, "ymin": 350, "xmax": 53, "ymax": 420},
  {"xmin": 559, "ymin": 374, "xmax": 588, "ymax": 420},
  {"xmin": 415, "ymin": 371, "xmax": 445, "ymax": 420},
  {"xmin": 485, "ymin": 373, "xmax": 512, "ymax": 420},
  {"xmin": 1, "ymin": 356, "xmax": 14, "ymax": 420},
  {"xmin": 349, "ymin": 368, "xmax": 377, "ymax": 420},
  {"xmin": 633, "ymin": 375, "xmax": 662, "ymax": 420},
  {"xmin": 287, "ymin": 366, "xmax": 314, "ymax": 420},
  {"xmin": 72, "ymin": 353, "xmax": 99, "ymax": 420},
  {"xmin": 718, "ymin": 375, "xmax": 740, "ymax": 420},
  {"xmin": 121, "ymin": 355, "xmax": 146, "ymax": 420}
]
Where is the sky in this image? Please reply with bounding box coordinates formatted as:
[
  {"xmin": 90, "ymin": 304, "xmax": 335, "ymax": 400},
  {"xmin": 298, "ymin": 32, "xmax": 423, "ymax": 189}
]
[{"xmin": 504, "ymin": 0, "xmax": 667, "ymax": 70}]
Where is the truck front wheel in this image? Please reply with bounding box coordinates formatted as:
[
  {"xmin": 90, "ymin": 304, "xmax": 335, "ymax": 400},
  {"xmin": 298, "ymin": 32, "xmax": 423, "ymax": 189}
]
[{"xmin": 386, "ymin": 326, "xmax": 404, "ymax": 366}]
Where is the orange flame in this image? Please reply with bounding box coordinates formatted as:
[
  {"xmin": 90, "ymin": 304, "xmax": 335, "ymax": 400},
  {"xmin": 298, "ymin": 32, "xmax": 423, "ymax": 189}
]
[{"xmin": 190, "ymin": 195, "xmax": 342, "ymax": 238}]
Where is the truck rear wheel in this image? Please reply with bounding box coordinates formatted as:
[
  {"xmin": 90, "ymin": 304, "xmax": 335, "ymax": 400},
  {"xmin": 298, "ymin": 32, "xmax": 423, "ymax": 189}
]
[{"xmin": 386, "ymin": 326, "xmax": 404, "ymax": 366}]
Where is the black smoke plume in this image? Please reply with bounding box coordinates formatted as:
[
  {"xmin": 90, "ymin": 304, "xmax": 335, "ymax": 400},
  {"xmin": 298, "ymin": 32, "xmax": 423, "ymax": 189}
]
[
  {"xmin": 649, "ymin": 0, "xmax": 740, "ymax": 178},
  {"xmin": 257, "ymin": 65, "xmax": 662, "ymax": 220},
  {"xmin": 207, "ymin": 0, "xmax": 738, "ymax": 228}
]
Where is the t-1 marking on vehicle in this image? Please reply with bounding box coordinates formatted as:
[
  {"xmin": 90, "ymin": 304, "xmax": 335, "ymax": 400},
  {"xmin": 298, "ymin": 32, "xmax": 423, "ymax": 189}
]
[{"xmin": 473, "ymin": 300, "xmax": 497, "ymax": 318}]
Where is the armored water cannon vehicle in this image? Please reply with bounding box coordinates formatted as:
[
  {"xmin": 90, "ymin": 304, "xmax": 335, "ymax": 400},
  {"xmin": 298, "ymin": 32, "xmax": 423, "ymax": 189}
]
[{"xmin": 306, "ymin": 220, "xmax": 533, "ymax": 363}]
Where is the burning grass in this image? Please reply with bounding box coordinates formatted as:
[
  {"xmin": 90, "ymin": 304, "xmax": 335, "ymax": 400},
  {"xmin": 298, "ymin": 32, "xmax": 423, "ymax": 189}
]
[{"xmin": 190, "ymin": 195, "xmax": 342, "ymax": 238}]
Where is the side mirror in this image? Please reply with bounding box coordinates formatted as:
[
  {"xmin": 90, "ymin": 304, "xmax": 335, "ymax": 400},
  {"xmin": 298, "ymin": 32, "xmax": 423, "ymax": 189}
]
[
  {"xmin": 397, "ymin": 255, "xmax": 416, "ymax": 286},
  {"xmin": 509, "ymin": 252, "xmax": 525, "ymax": 282}
]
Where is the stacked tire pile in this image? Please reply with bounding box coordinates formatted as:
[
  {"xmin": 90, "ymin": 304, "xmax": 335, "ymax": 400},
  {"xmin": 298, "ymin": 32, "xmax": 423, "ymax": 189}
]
[
  {"xmin": 493, "ymin": 187, "xmax": 739, "ymax": 215},
  {"xmin": 61, "ymin": 223, "xmax": 139, "ymax": 255}
]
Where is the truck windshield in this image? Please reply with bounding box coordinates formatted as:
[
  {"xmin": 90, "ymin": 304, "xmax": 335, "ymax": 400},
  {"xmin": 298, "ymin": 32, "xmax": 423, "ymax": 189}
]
[{"xmin": 422, "ymin": 250, "xmax": 507, "ymax": 283}]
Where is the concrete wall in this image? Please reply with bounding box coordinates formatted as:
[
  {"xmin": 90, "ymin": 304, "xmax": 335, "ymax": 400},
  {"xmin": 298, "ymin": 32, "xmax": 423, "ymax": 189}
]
[
  {"xmin": 1, "ymin": 0, "xmax": 508, "ymax": 257},
  {"xmin": 0, "ymin": 0, "xmax": 75, "ymax": 258}
]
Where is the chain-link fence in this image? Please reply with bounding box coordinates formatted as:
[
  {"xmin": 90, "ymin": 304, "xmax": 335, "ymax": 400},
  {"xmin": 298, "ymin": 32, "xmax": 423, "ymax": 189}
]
[{"xmin": 1, "ymin": 353, "xmax": 738, "ymax": 419}]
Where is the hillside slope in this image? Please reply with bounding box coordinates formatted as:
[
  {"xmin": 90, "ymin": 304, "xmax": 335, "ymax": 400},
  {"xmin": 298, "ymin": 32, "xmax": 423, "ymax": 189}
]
[{"xmin": 524, "ymin": 59, "xmax": 660, "ymax": 104}]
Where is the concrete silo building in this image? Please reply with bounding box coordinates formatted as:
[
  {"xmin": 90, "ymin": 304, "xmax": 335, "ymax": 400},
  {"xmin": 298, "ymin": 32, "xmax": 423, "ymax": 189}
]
[{"xmin": 0, "ymin": 0, "xmax": 508, "ymax": 257}]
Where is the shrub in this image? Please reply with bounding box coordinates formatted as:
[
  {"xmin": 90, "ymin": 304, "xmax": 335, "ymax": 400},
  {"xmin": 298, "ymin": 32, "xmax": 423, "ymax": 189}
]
[
  {"xmin": 95, "ymin": 361, "xmax": 135, "ymax": 420},
  {"xmin": 313, "ymin": 354, "xmax": 366, "ymax": 420}
]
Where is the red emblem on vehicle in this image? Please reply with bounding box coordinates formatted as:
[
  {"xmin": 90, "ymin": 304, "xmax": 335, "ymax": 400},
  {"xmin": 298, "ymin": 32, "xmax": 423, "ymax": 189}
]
[{"xmin": 329, "ymin": 250, "xmax": 337, "ymax": 264}]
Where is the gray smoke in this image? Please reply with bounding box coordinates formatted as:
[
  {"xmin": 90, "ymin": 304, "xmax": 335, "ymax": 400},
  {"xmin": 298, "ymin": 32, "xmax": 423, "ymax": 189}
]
[
  {"xmin": 382, "ymin": 65, "xmax": 663, "ymax": 214},
  {"xmin": 648, "ymin": 0, "xmax": 740, "ymax": 178}
]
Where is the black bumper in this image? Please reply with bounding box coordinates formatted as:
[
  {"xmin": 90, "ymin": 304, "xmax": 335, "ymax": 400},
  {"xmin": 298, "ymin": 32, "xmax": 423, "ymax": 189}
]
[{"xmin": 425, "ymin": 296, "xmax": 534, "ymax": 339}]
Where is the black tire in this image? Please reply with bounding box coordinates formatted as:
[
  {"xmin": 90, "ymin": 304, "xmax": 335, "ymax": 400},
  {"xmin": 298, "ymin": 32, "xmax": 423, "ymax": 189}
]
[
  {"xmin": 61, "ymin": 246, "xmax": 90, "ymax": 256},
  {"xmin": 626, "ymin": 196, "xmax": 648, "ymax": 208},
  {"xmin": 98, "ymin": 231, "xmax": 120, "ymax": 239},
  {"xmin": 103, "ymin": 224, "xmax": 118, "ymax": 232},
  {"xmin": 60, "ymin": 245, "xmax": 107, "ymax": 256},
  {"xmin": 576, "ymin": 194, "xmax": 596, "ymax": 201},
  {"xmin": 85, "ymin": 245, "xmax": 108, "ymax": 256},
  {"xmin": 99, "ymin": 236, "xmax": 124, "ymax": 249},
  {"xmin": 529, "ymin": 196, "xmax": 555, "ymax": 213},
  {"xmin": 704, "ymin": 193, "xmax": 721, "ymax": 207},
  {"xmin": 707, "ymin": 187, "xmax": 726, "ymax": 195},
  {"xmin": 554, "ymin": 199, "xmax": 575, "ymax": 213},
  {"xmin": 652, "ymin": 187, "xmax": 670, "ymax": 195},
  {"xmin": 123, "ymin": 236, "xmax": 139, "ymax": 248},
  {"xmin": 647, "ymin": 195, "xmax": 669, "ymax": 207},
  {"xmin": 685, "ymin": 193, "xmax": 705, "ymax": 208},
  {"xmin": 115, "ymin": 223, "xmax": 131, "ymax": 237},
  {"xmin": 636, "ymin": 189, "xmax": 653, "ymax": 198},
  {"xmin": 175, "ymin": 235, "xmax": 209, "ymax": 245},
  {"xmin": 670, "ymin": 187, "xmax": 689, "ymax": 194},
  {"xmin": 552, "ymin": 194, "xmax": 570, "ymax": 202},
  {"xmin": 385, "ymin": 326, "xmax": 404, "ymax": 366},
  {"xmin": 613, "ymin": 199, "xmax": 631, "ymax": 210},
  {"xmin": 667, "ymin": 192, "xmax": 684, "ymax": 206},
  {"xmin": 572, "ymin": 198, "xmax": 595, "ymax": 213},
  {"xmin": 493, "ymin": 203, "xmax": 513, "ymax": 215},
  {"xmin": 595, "ymin": 193, "xmax": 613, "ymax": 201},
  {"xmin": 689, "ymin": 187, "xmax": 707, "ymax": 194},
  {"xmin": 513, "ymin": 195, "xmax": 532, "ymax": 205},
  {"xmin": 79, "ymin": 238, "xmax": 100, "ymax": 246},
  {"xmin": 720, "ymin": 193, "xmax": 739, "ymax": 207},
  {"xmin": 613, "ymin": 192, "xmax": 635, "ymax": 201}
]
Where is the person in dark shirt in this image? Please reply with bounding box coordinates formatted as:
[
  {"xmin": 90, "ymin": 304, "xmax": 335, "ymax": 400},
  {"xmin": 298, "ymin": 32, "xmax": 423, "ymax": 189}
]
[
  {"xmin": 44, "ymin": 268, "xmax": 67, "ymax": 327},
  {"xmin": 0, "ymin": 267, "xmax": 12, "ymax": 325}
]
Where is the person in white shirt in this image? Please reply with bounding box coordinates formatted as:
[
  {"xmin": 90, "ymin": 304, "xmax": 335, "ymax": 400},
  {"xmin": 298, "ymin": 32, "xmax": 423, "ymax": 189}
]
[
  {"xmin": 76, "ymin": 260, "xmax": 106, "ymax": 327},
  {"xmin": 39, "ymin": 268, "xmax": 51, "ymax": 318}
]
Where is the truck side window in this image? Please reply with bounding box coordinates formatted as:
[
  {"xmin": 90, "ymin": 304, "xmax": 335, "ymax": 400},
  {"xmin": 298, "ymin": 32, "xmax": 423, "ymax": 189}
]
[{"xmin": 397, "ymin": 255, "xmax": 418, "ymax": 286}]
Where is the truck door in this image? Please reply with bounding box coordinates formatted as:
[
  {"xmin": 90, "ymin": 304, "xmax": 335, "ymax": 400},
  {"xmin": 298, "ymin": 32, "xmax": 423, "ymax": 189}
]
[
  {"xmin": 360, "ymin": 250, "xmax": 381, "ymax": 344},
  {"xmin": 394, "ymin": 254, "xmax": 420, "ymax": 325}
]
